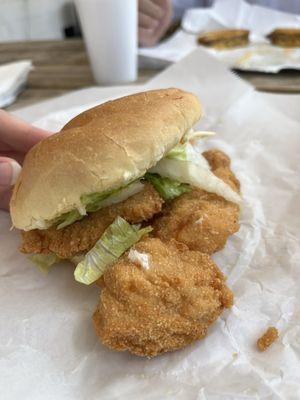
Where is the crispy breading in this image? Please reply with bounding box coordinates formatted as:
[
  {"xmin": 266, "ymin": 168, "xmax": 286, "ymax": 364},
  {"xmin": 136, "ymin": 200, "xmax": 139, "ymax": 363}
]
[
  {"xmin": 93, "ymin": 237, "xmax": 233, "ymax": 357},
  {"xmin": 153, "ymin": 149, "xmax": 240, "ymax": 254},
  {"xmin": 257, "ymin": 327, "xmax": 279, "ymax": 351},
  {"xmin": 202, "ymin": 149, "xmax": 240, "ymax": 192},
  {"xmin": 20, "ymin": 183, "xmax": 163, "ymax": 259}
]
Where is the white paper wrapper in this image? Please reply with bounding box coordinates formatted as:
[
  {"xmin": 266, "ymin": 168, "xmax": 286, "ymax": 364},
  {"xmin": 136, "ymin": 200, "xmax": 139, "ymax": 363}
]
[
  {"xmin": 13, "ymin": 85, "xmax": 143, "ymax": 125},
  {"xmin": 1, "ymin": 49, "xmax": 300, "ymax": 399},
  {"xmin": 139, "ymin": 0, "xmax": 300, "ymax": 73},
  {"xmin": 0, "ymin": 60, "xmax": 32, "ymax": 108}
]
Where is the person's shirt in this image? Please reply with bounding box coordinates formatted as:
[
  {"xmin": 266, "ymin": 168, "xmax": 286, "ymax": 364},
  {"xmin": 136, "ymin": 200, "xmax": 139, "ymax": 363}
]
[{"xmin": 172, "ymin": 0, "xmax": 300, "ymax": 19}]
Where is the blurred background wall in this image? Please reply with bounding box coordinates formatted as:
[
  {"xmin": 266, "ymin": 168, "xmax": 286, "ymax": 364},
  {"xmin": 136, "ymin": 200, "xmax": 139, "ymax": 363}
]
[
  {"xmin": 0, "ymin": 0, "xmax": 78, "ymax": 41},
  {"xmin": 0, "ymin": 0, "xmax": 299, "ymax": 42}
]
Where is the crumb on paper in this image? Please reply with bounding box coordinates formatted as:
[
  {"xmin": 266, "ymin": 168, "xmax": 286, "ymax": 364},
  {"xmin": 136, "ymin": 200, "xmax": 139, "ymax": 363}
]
[
  {"xmin": 257, "ymin": 327, "xmax": 279, "ymax": 351},
  {"xmin": 232, "ymin": 352, "xmax": 238, "ymax": 359}
]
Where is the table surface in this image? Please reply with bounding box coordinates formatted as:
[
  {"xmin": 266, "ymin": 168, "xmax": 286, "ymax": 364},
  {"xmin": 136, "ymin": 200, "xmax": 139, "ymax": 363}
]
[{"xmin": 2, "ymin": 39, "xmax": 300, "ymax": 112}]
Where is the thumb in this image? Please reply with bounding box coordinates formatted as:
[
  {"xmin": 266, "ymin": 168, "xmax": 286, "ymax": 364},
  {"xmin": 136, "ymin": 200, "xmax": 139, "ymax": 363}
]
[
  {"xmin": 0, "ymin": 157, "xmax": 22, "ymax": 187},
  {"xmin": 0, "ymin": 157, "xmax": 21, "ymax": 211}
]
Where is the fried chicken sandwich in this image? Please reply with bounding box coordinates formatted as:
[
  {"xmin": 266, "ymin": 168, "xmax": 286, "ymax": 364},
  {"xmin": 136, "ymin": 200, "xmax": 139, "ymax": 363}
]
[
  {"xmin": 10, "ymin": 88, "xmax": 241, "ymax": 356},
  {"xmin": 198, "ymin": 29, "xmax": 250, "ymax": 49},
  {"xmin": 267, "ymin": 28, "xmax": 300, "ymax": 47}
]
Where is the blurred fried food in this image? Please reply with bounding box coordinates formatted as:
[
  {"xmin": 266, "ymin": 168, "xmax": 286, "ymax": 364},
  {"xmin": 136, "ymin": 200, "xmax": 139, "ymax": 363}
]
[
  {"xmin": 198, "ymin": 29, "xmax": 249, "ymax": 49},
  {"xmin": 268, "ymin": 28, "xmax": 300, "ymax": 47}
]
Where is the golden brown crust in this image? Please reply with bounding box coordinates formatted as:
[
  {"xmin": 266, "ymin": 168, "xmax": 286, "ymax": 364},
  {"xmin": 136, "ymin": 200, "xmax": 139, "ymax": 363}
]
[
  {"xmin": 20, "ymin": 183, "xmax": 163, "ymax": 259},
  {"xmin": 257, "ymin": 327, "xmax": 279, "ymax": 351},
  {"xmin": 202, "ymin": 149, "xmax": 241, "ymax": 192},
  {"xmin": 268, "ymin": 28, "xmax": 300, "ymax": 47},
  {"xmin": 153, "ymin": 149, "xmax": 240, "ymax": 254},
  {"xmin": 10, "ymin": 88, "xmax": 202, "ymax": 231},
  {"xmin": 93, "ymin": 237, "xmax": 233, "ymax": 357},
  {"xmin": 198, "ymin": 29, "xmax": 249, "ymax": 49}
]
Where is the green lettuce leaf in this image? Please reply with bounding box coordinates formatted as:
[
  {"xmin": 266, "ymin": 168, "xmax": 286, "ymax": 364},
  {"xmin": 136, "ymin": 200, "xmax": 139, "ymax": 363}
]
[
  {"xmin": 144, "ymin": 173, "xmax": 191, "ymax": 201},
  {"xmin": 53, "ymin": 181, "xmax": 144, "ymax": 230},
  {"xmin": 150, "ymin": 158, "xmax": 241, "ymax": 205},
  {"xmin": 56, "ymin": 209, "xmax": 84, "ymax": 230},
  {"xmin": 29, "ymin": 253, "xmax": 60, "ymax": 274},
  {"xmin": 167, "ymin": 142, "xmax": 210, "ymax": 169},
  {"xmin": 81, "ymin": 181, "xmax": 143, "ymax": 213},
  {"xmin": 74, "ymin": 216, "xmax": 152, "ymax": 285},
  {"xmin": 166, "ymin": 143, "xmax": 188, "ymax": 161},
  {"xmin": 81, "ymin": 189, "xmax": 118, "ymax": 213}
]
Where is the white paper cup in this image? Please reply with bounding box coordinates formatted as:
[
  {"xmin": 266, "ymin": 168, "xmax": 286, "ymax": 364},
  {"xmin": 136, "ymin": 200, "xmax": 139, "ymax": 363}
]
[{"xmin": 75, "ymin": 0, "xmax": 137, "ymax": 85}]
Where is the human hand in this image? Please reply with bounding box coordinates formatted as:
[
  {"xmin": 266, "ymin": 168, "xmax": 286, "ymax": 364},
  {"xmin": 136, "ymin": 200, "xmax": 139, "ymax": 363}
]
[
  {"xmin": 138, "ymin": 0, "xmax": 173, "ymax": 47},
  {"xmin": 0, "ymin": 110, "xmax": 51, "ymax": 210}
]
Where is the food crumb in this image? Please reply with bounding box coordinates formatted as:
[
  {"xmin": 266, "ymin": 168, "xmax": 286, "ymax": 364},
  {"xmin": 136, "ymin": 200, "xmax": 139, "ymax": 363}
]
[{"xmin": 257, "ymin": 327, "xmax": 279, "ymax": 351}]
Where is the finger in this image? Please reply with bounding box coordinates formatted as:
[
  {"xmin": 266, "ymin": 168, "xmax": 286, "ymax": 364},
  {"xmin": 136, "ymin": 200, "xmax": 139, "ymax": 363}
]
[
  {"xmin": 0, "ymin": 141, "xmax": 14, "ymax": 152},
  {"xmin": 150, "ymin": 1, "xmax": 173, "ymax": 41},
  {"xmin": 0, "ymin": 157, "xmax": 22, "ymax": 187},
  {"xmin": 0, "ymin": 110, "xmax": 51, "ymax": 152},
  {"xmin": 152, "ymin": 0, "xmax": 169, "ymax": 7},
  {"xmin": 139, "ymin": 12, "xmax": 159, "ymax": 30},
  {"xmin": 0, "ymin": 151, "xmax": 26, "ymax": 165},
  {"xmin": 138, "ymin": 0, "xmax": 164, "ymax": 19},
  {"xmin": 0, "ymin": 186, "xmax": 13, "ymax": 211},
  {"xmin": 138, "ymin": 27, "xmax": 158, "ymax": 47}
]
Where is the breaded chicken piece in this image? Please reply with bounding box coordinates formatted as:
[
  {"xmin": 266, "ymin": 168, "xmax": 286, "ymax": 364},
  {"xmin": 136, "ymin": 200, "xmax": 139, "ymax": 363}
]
[
  {"xmin": 20, "ymin": 183, "xmax": 163, "ymax": 259},
  {"xmin": 153, "ymin": 150, "xmax": 240, "ymax": 254},
  {"xmin": 202, "ymin": 149, "xmax": 240, "ymax": 191},
  {"xmin": 93, "ymin": 237, "xmax": 233, "ymax": 357}
]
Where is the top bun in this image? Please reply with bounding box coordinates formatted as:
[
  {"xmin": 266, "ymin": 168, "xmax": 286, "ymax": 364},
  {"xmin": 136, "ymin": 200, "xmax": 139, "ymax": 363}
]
[{"xmin": 10, "ymin": 88, "xmax": 202, "ymax": 231}]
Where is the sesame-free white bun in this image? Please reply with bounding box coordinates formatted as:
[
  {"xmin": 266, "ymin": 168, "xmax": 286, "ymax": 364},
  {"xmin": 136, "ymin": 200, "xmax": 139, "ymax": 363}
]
[{"xmin": 10, "ymin": 88, "xmax": 202, "ymax": 231}]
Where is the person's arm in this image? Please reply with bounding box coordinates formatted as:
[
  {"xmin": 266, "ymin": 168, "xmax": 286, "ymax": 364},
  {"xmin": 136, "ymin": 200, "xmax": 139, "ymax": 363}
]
[
  {"xmin": 0, "ymin": 110, "xmax": 51, "ymax": 210},
  {"xmin": 138, "ymin": 0, "xmax": 173, "ymax": 46}
]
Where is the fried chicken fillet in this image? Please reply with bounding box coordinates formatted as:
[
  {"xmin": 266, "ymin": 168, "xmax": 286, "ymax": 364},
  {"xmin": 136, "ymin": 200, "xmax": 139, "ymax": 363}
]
[
  {"xmin": 153, "ymin": 149, "xmax": 240, "ymax": 254},
  {"xmin": 94, "ymin": 237, "xmax": 233, "ymax": 357},
  {"xmin": 20, "ymin": 183, "xmax": 163, "ymax": 259}
]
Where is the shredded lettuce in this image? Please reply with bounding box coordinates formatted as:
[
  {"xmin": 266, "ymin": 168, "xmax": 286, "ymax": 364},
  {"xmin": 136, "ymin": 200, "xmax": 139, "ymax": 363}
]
[
  {"xmin": 145, "ymin": 173, "xmax": 190, "ymax": 201},
  {"xmin": 56, "ymin": 209, "xmax": 84, "ymax": 230},
  {"xmin": 158, "ymin": 131, "xmax": 242, "ymax": 205},
  {"xmin": 81, "ymin": 189, "xmax": 118, "ymax": 213},
  {"xmin": 74, "ymin": 216, "xmax": 152, "ymax": 285},
  {"xmin": 29, "ymin": 253, "xmax": 60, "ymax": 274},
  {"xmin": 82, "ymin": 181, "xmax": 144, "ymax": 212},
  {"xmin": 53, "ymin": 181, "xmax": 144, "ymax": 230},
  {"xmin": 166, "ymin": 143, "xmax": 188, "ymax": 161},
  {"xmin": 150, "ymin": 158, "xmax": 241, "ymax": 205},
  {"xmin": 167, "ymin": 142, "xmax": 210, "ymax": 169},
  {"xmin": 183, "ymin": 129, "xmax": 216, "ymax": 143}
]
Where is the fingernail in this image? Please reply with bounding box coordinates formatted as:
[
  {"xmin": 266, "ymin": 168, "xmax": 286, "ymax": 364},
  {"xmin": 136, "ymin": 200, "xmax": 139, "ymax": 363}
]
[{"xmin": 0, "ymin": 161, "xmax": 22, "ymax": 186}]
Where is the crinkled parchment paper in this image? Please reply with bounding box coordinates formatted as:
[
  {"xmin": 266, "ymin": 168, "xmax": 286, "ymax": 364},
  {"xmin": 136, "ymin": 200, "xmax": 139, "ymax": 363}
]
[
  {"xmin": 139, "ymin": 0, "xmax": 300, "ymax": 72},
  {"xmin": 1, "ymin": 49, "xmax": 300, "ymax": 399}
]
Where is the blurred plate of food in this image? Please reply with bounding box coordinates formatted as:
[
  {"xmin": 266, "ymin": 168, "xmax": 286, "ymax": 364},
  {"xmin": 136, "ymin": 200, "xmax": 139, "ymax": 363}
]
[{"xmin": 139, "ymin": 0, "xmax": 300, "ymax": 73}]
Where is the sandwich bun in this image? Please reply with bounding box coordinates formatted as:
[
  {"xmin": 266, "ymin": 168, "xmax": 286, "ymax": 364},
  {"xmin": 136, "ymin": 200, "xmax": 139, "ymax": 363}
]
[{"xmin": 10, "ymin": 88, "xmax": 202, "ymax": 231}]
